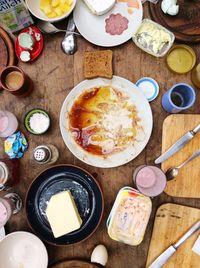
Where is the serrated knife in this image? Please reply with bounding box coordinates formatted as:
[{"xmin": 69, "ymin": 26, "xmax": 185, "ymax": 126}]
[
  {"xmin": 155, "ymin": 123, "xmax": 200, "ymax": 164},
  {"xmin": 147, "ymin": 220, "xmax": 200, "ymax": 268}
]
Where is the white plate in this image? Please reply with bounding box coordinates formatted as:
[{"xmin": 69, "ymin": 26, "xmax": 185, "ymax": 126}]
[
  {"xmin": 0, "ymin": 231, "xmax": 48, "ymax": 268},
  {"xmin": 60, "ymin": 76, "xmax": 153, "ymax": 168},
  {"xmin": 0, "ymin": 227, "xmax": 5, "ymax": 241},
  {"xmin": 73, "ymin": 0, "xmax": 143, "ymax": 47}
]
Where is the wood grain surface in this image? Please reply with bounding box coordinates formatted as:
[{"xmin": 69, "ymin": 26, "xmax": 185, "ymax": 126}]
[
  {"xmin": 149, "ymin": 0, "xmax": 200, "ymax": 43},
  {"xmin": 146, "ymin": 203, "xmax": 200, "ymax": 268},
  {"xmin": 0, "ymin": 36, "xmax": 8, "ymax": 71},
  {"xmin": 50, "ymin": 260, "xmax": 99, "ymax": 268},
  {"xmin": 0, "ymin": 27, "xmax": 15, "ymax": 69},
  {"xmin": 0, "ymin": 5, "xmax": 200, "ymax": 268},
  {"xmin": 162, "ymin": 114, "xmax": 200, "ymax": 198}
]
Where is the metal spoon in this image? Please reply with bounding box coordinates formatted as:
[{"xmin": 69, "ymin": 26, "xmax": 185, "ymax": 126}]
[
  {"xmin": 61, "ymin": 14, "xmax": 77, "ymax": 55},
  {"xmin": 165, "ymin": 149, "xmax": 200, "ymax": 180},
  {"xmin": 37, "ymin": 20, "xmax": 80, "ymax": 36}
]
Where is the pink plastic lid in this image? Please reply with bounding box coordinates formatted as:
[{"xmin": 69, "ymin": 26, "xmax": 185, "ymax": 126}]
[
  {"xmin": 136, "ymin": 166, "xmax": 156, "ymax": 188},
  {"xmin": 0, "ymin": 114, "xmax": 8, "ymax": 133},
  {"xmin": 135, "ymin": 166, "xmax": 167, "ymax": 197}
]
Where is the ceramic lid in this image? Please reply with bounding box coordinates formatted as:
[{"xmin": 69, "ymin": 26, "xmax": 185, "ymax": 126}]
[{"xmin": 136, "ymin": 77, "xmax": 159, "ymax": 102}]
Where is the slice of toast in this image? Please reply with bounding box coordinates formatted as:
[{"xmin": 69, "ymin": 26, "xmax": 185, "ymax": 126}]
[{"xmin": 84, "ymin": 50, "xmax": 113, "ymax": 79}]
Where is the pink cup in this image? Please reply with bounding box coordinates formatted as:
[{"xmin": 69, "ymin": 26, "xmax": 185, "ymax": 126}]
[{"xmin": 133, "ymin": 165, "xmax": 167, "ymax": 197}]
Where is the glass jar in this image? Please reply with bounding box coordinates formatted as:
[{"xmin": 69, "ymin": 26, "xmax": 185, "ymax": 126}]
[{"xmin": 0, "ymin": 193, "xmax": 22, "ymax": 228}]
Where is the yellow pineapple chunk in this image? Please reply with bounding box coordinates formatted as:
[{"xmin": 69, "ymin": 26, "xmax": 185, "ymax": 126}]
[
  {"xmin": 40, "ymin": 0, "xmax": 50, "ymax": 9},
  {"xmin": 43, "ymin": 6, "xmax": 53, "ymax": 15},
  {"xmin": 60, "ymin": 0, "xmax": 66, "ymax": 4},
  {"xmin": 66, "ymin": 0, "xmax": 73, "ymax": 5},
  {"xmin": 47, "ymin": 11, "xmax": 57, "ymax": 17},
  {"xmin": 51, "ymin": 0, "xmax": 60, "ymax": 7},
  {"xmin": 54, "ymin": 7, "xmax": 63, "ymax": 16},
  {"xmin": 60, "ymin": 3, "xmax": 70, "ymax": 13}
]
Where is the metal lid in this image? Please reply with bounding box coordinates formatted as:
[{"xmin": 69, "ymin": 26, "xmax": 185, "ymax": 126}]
[{"xmin": 33, "ymin": 145, "xmax": 52, "ymax": 164}]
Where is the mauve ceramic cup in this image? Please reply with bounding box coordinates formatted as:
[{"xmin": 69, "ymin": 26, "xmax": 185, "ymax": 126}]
[{"xmin": 0, "ymin": 66, "xmax": 33, "ymax": 97}]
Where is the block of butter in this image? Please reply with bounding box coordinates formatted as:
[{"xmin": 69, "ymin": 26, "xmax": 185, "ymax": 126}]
[
  {"xmin": 46, "ymin": 191, "xmax": 82, "ymax": 238},
  {"xmin": 83, "ymin": 0, "xmax": 116, "ymax": 16}
]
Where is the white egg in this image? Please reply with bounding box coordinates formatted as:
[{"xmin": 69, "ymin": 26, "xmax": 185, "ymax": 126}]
[{"xmin": 91, "ymin": 244, "xmax": 108, "ymax": 266}]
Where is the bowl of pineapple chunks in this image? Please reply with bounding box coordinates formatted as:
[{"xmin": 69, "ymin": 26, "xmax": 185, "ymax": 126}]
[{"xmin": 25, "ymin": 0, "xmax": 76, "ymax": 22}]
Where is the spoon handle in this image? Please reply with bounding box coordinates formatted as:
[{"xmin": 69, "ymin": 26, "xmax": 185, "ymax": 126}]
[
  {"xmin": 59, "ymin": 30, "xmax": 80, "ymax": 35},
  {"xmin": 177, "ymin": 149, "xmax": 200, "ymax": 169}
]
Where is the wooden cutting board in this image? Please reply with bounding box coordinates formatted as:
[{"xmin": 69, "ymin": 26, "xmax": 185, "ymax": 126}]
[
  {"xmin": 0, "ymin": 27, "xmax": 15, "ymax": 72},
  {"xmin": 50, "ymin": 260, "xmax": 99, "ymax": 268},
  {"xmin": 146, "ymin": 203, "xmax": 200, "ymax": 268},
  {"xmin": 149, "ymin": 0, "xmax": 200, "ymax": 43},
  {"xmin": 161, "ymin": 114, "xmax": 200, "ymax": 198}
]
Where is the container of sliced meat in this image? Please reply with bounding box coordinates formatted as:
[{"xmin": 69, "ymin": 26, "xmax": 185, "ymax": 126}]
[{"xmin": 107, "ymin": 187, "xmax": 152, "ymax": 246}]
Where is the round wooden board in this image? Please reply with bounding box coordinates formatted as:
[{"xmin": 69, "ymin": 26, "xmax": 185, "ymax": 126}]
[
  {"xmin": 149, "ymin": 0, "xmax": 200, "ymax": 43},
  {"xmin": 0, "ymin": 27, "xmax": 15, "ymax": 71},
  {"xmin": 50, "ymin": 260, "xmax": 99, "ymax": 268}
]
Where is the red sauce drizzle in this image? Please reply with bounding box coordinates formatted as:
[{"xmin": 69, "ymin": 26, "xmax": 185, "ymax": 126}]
[{"xmin": 69, "ymin": 88, "xmax": 103, "ymax": 155}]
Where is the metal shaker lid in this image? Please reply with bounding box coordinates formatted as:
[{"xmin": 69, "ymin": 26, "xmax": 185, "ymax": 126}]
[{"xmin": 33, "ymin": 145, "xmax": 52, "ymax": 164}]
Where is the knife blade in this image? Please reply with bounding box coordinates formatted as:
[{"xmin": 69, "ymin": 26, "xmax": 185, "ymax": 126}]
[
  {"xmin": 147, "ymin": 220, "xmax": 200, "ymax": 268},
  {"xmin": 155, "ymin": 123, "xmax": 200, "ymax": 164}
]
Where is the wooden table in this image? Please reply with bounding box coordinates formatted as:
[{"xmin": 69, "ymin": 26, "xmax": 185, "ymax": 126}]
[{"xmin": 1, "ymin": 6, "xmax": 200, "ymax": 268}]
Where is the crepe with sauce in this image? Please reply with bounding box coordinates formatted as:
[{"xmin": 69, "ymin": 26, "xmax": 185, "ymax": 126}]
[{"xmin": 68, "ymin": 86, "xmax": 141, "ymax": 156}]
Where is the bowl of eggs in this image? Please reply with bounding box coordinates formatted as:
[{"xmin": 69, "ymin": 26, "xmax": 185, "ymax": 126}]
[{"xmin": 25, "ymin": 0, "xmax": 76, "ymax": 22}]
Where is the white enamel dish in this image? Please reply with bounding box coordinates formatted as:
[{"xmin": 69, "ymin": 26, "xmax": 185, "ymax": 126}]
[
  {"xmin": 0, "ymin": 231, "xmax": 48, "ymax": 268},
  {"xmin": 60, "ymin": 76, "xmax": 153, "ymax": 168},
  {"xmin": 73, "ymin": 0, "xmax": 143, "ymax": 47}
]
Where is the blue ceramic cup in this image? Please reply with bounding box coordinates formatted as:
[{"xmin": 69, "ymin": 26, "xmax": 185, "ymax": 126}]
[{"xmin": 162, "ymin": 83, "xmax": 196, "ymax": 113}]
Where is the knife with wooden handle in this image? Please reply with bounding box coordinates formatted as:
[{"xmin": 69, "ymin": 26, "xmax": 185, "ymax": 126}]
[
  {"xmin": 155, "ymin": 123, "xmax": 200, "ymax": 164},
  {"xmin": 147, "ymin": 221, "xmax": 200, "ymax": 268}
]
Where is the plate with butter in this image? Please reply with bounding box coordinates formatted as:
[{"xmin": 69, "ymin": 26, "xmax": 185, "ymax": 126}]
[{"xmin": 25, "ymin": 165, "xmax": 104, "ymax": 245}]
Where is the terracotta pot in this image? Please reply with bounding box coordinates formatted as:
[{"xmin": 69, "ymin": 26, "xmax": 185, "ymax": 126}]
[{"xmin": 0, "ymin": 66, "xmax": 33, "ymax": 97}]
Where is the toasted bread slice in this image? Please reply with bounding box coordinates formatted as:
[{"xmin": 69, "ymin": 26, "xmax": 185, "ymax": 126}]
[{"xmin": 84, "ymin": 50, "xmax": 113, "ymax": 79}]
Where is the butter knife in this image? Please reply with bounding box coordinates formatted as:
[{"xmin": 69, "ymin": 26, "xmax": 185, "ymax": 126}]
[
  {"xmin": 147, "ymin": 220, "xmax": 200, "ymax": 268},
  {"xmin": 155, "ymin": 123, "xmax": 200, "ymax": 164}
]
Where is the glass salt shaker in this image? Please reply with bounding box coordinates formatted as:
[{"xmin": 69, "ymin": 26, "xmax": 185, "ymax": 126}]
[{"xmin": 33, "ymin": 144, "xmax": 59, "ymax": 165}]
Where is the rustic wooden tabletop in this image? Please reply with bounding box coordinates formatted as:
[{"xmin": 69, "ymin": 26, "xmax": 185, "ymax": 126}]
[{"xmin": 1, "ymin": 5, "xmax": 200, "ymax": 268}]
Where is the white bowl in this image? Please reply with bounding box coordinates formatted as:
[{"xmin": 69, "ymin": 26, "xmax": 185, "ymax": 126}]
[
  {"xmin": 25, "ymin": 0, "xmax": 77, "ymax": 22},
  {"xmin": 0, "ymin": 231, "xmax": 48, "ymax": 268}
]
